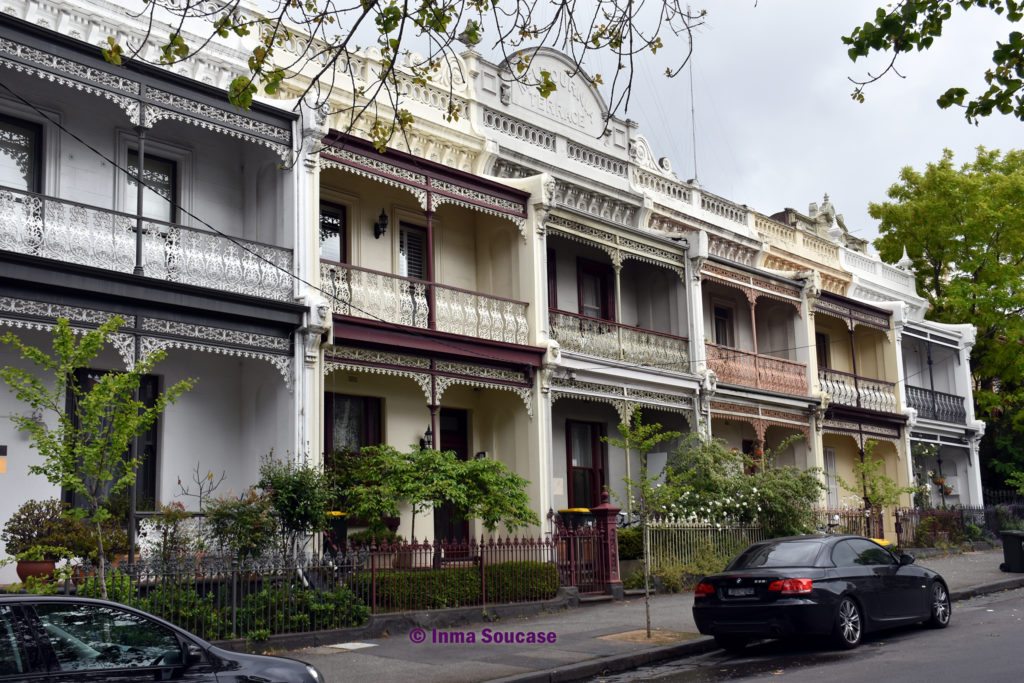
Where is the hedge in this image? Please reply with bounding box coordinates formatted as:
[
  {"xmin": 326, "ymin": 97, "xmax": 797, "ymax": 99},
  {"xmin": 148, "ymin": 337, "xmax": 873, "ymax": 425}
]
[{"xmin": 350, "ymin": 560, "xmax": 559, "ymax": 612}]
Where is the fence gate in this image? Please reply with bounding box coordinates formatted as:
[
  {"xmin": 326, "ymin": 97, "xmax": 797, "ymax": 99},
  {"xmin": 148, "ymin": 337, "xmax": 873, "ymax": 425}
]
[{"xmin": 553, "ymin": 525, "xmax": 607, "ymax": 595}]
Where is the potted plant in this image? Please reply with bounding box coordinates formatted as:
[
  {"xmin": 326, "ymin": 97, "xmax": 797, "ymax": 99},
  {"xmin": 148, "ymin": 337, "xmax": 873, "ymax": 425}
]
[{"xmin": 1, "ymin": 499, "xmax": 87, "ymax": 581}]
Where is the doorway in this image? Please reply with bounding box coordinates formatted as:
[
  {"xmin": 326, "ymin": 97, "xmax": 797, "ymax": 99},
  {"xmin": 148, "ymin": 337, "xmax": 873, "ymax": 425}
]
[{"xmin": 434, "ymin": 408, "xmax": 470, "ymax": 541}]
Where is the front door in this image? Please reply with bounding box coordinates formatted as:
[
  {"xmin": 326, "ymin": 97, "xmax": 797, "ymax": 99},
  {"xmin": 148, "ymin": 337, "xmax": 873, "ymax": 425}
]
[{"xmin": 434, "ymin": 408, "xmax": 470, "ymax": 542}]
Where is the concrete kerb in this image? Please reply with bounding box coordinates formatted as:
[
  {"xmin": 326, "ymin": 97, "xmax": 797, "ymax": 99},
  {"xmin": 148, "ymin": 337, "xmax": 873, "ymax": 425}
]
[
  {"xmin": 214, "ymin": 587, "xmax": 580, "ymax": 654},
  {"xmin": 486, "ymin": 638, "xmax": 718, "ymax": 683},
  {"xmin": 487, "ymin": 577, "xmax": 1024, "ymax": 683}
]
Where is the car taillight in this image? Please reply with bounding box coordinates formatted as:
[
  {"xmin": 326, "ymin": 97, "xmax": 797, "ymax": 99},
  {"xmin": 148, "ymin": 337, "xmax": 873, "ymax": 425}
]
[
  {"xmin": 767, "ymin": 578, "xmax": 813, "ymax": 595},
  {"xmin": 694, "ymin": 582, "xmax": 715, "ymax": 598}
]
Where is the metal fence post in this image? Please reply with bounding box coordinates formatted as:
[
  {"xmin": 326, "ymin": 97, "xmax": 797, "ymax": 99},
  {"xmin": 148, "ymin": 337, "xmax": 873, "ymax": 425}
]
[
  {"xmin": 479, "ymin": 537, "xmax": 486, "ymax": 609},
  {"xmin": 370, "ymin": 548, "xmax": 377, "ymax": 614},
  {"xmin": 230, "ymin": 559, "xmax": 238, "ymax": 638}
]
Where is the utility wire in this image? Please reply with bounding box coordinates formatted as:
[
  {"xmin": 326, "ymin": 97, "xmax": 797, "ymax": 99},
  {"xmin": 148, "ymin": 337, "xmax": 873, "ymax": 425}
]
[{"xmin": 0, "ymin": 78, "xmax": 963, "ymax": 402}]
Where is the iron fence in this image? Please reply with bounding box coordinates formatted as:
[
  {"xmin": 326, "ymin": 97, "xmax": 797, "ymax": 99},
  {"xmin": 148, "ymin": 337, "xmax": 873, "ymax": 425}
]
[
  {"xmin": 645, "ymin": 519, "xmax": 767, "ymax": 570},
  {"xmin": 64, "ymin": 537, "xmax": 563, "ymax": 639},
  {"xmin": 812, "ymin": 508, "xmax": 883, "ymax": 538},
  {"xmin": 896, "ymin": 504, "xmax": 1024, "ymax": 547}
]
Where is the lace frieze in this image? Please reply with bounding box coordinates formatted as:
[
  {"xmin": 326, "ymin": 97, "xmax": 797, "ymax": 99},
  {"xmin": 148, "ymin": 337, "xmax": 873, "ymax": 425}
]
[{"xmin": 140, "ymin": 318, "xmax": 290, "ymax": 352}]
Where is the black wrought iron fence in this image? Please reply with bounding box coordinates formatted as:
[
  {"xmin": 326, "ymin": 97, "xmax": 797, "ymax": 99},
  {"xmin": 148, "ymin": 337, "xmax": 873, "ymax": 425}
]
[{"xmin": 64, "ymin": 537, "xmax": 562, "ymax": 640}]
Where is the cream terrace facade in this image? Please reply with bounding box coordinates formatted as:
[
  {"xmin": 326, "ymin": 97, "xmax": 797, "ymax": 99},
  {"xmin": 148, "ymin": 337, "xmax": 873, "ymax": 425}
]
[{"xmin": 0, "ymin": 0, "xmax": 985, "ymax": 574}]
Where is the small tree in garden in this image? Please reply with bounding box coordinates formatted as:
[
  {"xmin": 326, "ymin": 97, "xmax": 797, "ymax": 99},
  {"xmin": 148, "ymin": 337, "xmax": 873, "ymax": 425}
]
[
  {"xmin": 838, "ymin": 440, "xmax": 919, "ymax": 535},
  {"xmin": 331, "ymin": 444, "xmax": 539, "ymax": 540},
  {"xmin": 0, "ymin": 317, "xmax": 192, "ymax": 597},
  {"xmin": 257, "ymin": 454, "xmax": 335, "ymax": 556},
  {"xmin": 604, "ymin": 408, "xmax": 681, "ymax": 639},
  {"xmin": 462, "ymin": 457, "xmax": 540, "ymax": 532}
]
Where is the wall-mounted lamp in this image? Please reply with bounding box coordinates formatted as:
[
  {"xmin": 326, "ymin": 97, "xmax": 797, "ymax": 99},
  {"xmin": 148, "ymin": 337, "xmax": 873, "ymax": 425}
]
[
  {"xmin": 373, "ymin": 209, "xmax": 389, "ymax": 239},
  {"xmin": 419, "ymin": 425, "xmax": 433, "ymax": 450}
]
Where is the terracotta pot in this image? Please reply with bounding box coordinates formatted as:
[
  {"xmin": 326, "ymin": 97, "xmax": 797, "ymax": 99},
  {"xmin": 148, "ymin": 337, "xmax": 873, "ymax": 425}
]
[{"xmin": 16, "ymin": 560, "xmax": 56, "ymax": 582}]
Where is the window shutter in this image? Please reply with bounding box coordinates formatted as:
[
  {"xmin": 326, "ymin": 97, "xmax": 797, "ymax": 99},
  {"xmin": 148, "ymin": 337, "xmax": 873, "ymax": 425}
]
[{"xmin": 400, "ymin": 225, "xmax": 426, "ymax": 279}]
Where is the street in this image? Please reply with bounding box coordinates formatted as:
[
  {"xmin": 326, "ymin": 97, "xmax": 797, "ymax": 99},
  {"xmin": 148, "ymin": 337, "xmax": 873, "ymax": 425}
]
[{"xmin": 591, "ymin": 588, "xmax": 1024, "ymax": 683}]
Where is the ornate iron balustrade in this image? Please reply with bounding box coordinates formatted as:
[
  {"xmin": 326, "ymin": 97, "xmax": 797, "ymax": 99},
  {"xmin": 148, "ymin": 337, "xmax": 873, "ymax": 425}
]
[
  {"xmin": 0, "ymin": 186, "xmax": 293, "ymax": 301},
  {"xmin": 704, "ymin": 342, "xmax": 808, "ymax": 395},
  {"xmin": 321, "ymin": 262, "xmax": 530, "ymax": 345},
  {"xmin": 906, "ymin": 385, "xmax": 967, "ymax": 424},
  {"xmin": 549, "ymin": 310, "xmax": 689, "ymax": 371},
  {"xmin": 818, "ymin": 368, "xmax": 898, "ymax": 413}
]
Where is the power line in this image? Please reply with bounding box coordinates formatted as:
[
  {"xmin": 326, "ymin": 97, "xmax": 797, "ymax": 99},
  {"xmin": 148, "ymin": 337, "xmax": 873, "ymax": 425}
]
[{"xmin": 0, "ymin": 78, "xmax": 964, "ymax": 409}]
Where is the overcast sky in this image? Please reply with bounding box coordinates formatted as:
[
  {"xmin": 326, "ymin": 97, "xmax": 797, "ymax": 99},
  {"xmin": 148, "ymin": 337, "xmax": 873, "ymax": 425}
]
[{"xmin": 593, "ymin": 1, "xmax": 1021, "ymax": 252}]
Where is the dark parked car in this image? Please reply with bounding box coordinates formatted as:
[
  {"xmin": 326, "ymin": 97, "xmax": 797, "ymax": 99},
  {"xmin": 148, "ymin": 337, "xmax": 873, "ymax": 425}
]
[
  {"xmin": 0, "ymin": 595, "xmax": 324, "ymax": 682},
  {"xmin": 691, "ymin": 535, "xmax": 951, "ymax": 651}
]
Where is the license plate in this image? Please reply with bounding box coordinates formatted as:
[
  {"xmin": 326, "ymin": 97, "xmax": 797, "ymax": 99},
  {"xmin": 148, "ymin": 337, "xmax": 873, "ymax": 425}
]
[{"xmin": 727, "ymin": 587, "xmax": 755, "ymax": 597}]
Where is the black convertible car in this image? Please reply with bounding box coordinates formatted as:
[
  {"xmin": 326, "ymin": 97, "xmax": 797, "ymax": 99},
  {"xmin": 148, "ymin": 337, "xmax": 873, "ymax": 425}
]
[{"xmin": 691, "ymin": 535, "xmax": 951, "ymax": 651}]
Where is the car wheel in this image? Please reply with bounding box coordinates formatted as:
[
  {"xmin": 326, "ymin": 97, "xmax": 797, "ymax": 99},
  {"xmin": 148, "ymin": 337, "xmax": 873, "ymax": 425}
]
[
  {"xmin": 831, "ymin": 597, "xmax": 862, "ymax": 650},
  {"xmin": 714, "ymin": 635, "xmax": 749, "ymax": 653},
  {"xmin": 927, "ymin": 582, "xmax": 951, "ymax": 629}
]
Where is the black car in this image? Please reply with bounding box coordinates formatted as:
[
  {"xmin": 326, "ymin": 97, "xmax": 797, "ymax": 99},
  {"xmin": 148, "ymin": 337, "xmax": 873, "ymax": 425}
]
[
  {"xmin": 0, "ymin": 595, "xmax": 324, "ymax": 682},
  {"xmin": 691, "ymin": 535, "xmax": 951, "ymax": 651}
]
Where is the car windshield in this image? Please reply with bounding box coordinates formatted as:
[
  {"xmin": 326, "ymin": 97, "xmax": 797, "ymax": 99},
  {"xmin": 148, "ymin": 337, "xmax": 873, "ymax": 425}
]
[{"xmin": 728, "ymin": 541, "xmax": 823, "ymax": 569}]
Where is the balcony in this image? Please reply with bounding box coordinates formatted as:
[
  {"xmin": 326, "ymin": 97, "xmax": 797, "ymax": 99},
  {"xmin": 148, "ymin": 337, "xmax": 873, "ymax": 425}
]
[
  {"xmin": 0, "ymin": 187, "xmax": 294, "ymax": 301},
  {"xmin": 819, "ymin": 368, "xmax": 898, "ymax": 413},
  {"xmin": 705, "ymin": 343, "xmax": 808, "ymax": 395},
  {"xmin": 549, "ymin": 310, "xmax": 689, "ymax": 371},
  {"xmin": 906, "ymin": 385, "xmax": 967, "ymax": 424},
  {"xmin": 321, "ymin": 262, "xmax": 529, "ymax": 345}
]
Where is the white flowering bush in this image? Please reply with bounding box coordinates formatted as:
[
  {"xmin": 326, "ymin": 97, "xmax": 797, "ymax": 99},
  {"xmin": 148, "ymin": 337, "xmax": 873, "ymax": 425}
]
[{"xmin": 660, "ymin": 433, "xmax": 824, "ymax": 537}]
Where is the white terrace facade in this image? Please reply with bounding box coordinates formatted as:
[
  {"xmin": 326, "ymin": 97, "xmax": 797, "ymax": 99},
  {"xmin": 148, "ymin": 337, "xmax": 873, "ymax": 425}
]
[
  {"xmin": 0, "ymin": 0, "xmax": 985, "ymax": 562},
  {"xmin": 0, "ymin": 0, "xmax": 325, "ymax": 580}
]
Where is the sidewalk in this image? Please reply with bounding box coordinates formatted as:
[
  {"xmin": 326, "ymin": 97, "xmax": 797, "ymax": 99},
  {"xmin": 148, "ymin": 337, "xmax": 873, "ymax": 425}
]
[{"xmin": 283, "ymin": 548, "xmax": 1023, "ymax": 683}]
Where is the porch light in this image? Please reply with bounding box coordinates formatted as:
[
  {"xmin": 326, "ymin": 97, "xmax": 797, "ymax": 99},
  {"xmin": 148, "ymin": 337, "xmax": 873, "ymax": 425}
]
[
  {"xmin": 373, "ymin": 209, "xmax": 389, "ymax": 239},
  {"xmin": 420, "ymin": 425, "xmax": 433, "ymax": 450}
]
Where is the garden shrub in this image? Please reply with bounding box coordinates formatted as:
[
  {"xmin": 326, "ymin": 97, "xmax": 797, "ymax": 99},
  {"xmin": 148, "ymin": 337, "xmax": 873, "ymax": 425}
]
[
  {"xmin": 140, "ymin": 582, "xmax": 228, "ymax": 641},
  {"xmin": 78, "ymin": 568, "xmax": 136, "ymax": 604},
  {"xmin": 350, "ymin": 567, "xmax": 480, "ymax": 611},
  {"xmin": 237, "ymin": 583, "xmax": 369, "ymax": 635},
  {"xmin": 484, "ymin": 561, "xmax": 558, "ymax": 603},
  {"xmin": 913, "ymin": 513, "xmax": 967, "ymax": 547},
  {"xmin": 351, "ymin": 561, "xmax": 558, "ymax": 611},
  {"xmin": 617, "ymin": 528, "xmax": 642, "ymax": 561}
]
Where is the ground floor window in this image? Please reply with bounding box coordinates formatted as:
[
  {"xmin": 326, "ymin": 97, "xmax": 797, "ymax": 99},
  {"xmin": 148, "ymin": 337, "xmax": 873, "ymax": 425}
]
[
  {"xmin": 323, "ymin": 392, "xmax": 382, "ymax": 455},
  {"xmin": 567, "ymin": 420, "xmax": 605, "ymax": 510}
]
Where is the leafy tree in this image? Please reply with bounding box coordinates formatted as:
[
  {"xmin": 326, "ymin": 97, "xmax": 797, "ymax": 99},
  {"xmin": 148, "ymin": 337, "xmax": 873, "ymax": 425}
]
[
  {"xmin": 461, "ymin": 457, "xmax": 539, "ymax": 532},
  {"xmin": 257, "ymin": 454, "xmax": 335, "ymax": 556},
  {"xmin": 604, "ymin": 408, "xmax": 680, "ymax": 639},
  {"xmin": 330, "ymin": 444, "xmax": 537, "ymax": 539},
  {"xmin": 1008, "ymin": 469, "xmax": 1024, "ymax": 495},
  {"xmin": 844, "ymin": 1, "xmax": 1024, "ymax": 122},
  {"xmin": 837, "ymin": 441, "xmax": 919, "ymax": 533},
  {"xmin": 872, "ymin": 147, "xmax": 1024, "ymax": 485},
  {"xmin": 102, "ymin": 1, "xmax": 706, "ymax": 149},
  {"xmin": 0, "ymin": 317, "xmax": 192, "ymax": 597}
]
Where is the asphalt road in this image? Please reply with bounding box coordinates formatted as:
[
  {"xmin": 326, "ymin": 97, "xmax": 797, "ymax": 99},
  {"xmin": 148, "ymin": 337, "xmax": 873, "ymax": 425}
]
[{"xmin": 591, "ymin": 587, "xmax": 1024, "ymax": 683}]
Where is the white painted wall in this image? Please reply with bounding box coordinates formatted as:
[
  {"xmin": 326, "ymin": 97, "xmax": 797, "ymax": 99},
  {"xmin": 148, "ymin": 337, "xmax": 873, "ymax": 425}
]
[{"xmin": 0, "ymin": 70, "xmax": 287, "ymax": 247}]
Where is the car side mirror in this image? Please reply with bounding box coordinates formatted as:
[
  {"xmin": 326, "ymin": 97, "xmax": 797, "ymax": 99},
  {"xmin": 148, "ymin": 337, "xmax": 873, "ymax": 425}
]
[
  {"xmin": 186, "ymin": 643, "xmax": 204, "ymax": 666},
  {"xmin": 899, "ymin": 552, "xmax": 915, "ymax": 566}
]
